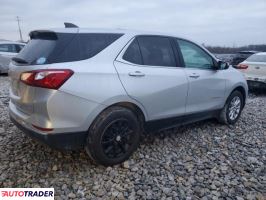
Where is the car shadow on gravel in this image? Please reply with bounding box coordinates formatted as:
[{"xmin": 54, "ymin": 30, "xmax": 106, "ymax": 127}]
[
  {"xmin": 1, "ymin": 89, "xmax": 265, "ymax": 192},
  {"xmin": 0, "ymin": 73, "xmax": 8, "ymax": 77},
  {"xmin": 249, "ymin": 88, "xmax": 266, "ymax": 96},
  {"xmin": 5, "ymin": 117, "xmax": 221, "ymax": 177},
  {"xmin": 15, "ymin": 117, "xmax": 221, "ymax": 169}
]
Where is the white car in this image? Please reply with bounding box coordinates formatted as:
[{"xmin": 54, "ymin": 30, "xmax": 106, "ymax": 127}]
[
  {"xmin": 0, "ymin": 41, "xmax": 25, "ymax": 73},
  {"xmin": 236, "ymin": 52, "xmax": 266, "ymax": 89}
]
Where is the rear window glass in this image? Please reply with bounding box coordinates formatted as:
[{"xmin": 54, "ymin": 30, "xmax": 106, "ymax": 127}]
[
  {"xmin": 137, "ymin": 36, "xmax": 176, "ymax": 67},
  {"xmin": 246, "ymin": 54, "xmax": 266, "ymax": 62},
  {"xmin": 16, "ymin": 39, "xmax": 56, "ymax": 64},
  {"xmin": 14, "ymin": 32, "xmax": 123, "ymax": 65}
]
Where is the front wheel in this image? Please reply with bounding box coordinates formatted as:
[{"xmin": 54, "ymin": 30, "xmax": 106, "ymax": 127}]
[
  {"xmin": 85, "ymin": 106, "xmax": 141, "ymax": 166},
  {"xmin": 218, "ymin": 90, "xmax": 244, "ymax": 125}
]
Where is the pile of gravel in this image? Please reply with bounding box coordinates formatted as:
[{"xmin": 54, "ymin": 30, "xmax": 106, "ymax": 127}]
[{"xmin": 0, "ymin": 76, "xmax": 265, "ymax": 199}]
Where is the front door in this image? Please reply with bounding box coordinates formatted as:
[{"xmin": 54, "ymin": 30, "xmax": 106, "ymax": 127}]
[{"xmin": 176, "ymin": 39, "xmax": 226, "ymax": 114}]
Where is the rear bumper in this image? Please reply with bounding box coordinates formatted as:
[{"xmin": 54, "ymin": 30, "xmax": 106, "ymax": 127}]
[{"xmin": 10, "ymin": 115, "xmax": 87, "ymax": 150}]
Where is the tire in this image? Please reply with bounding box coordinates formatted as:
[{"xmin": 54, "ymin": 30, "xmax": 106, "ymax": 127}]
[
  {"xmin": 218, "ymin": 90, "xmax": 244, "ymax": 125},
  {"xmin": 85, "ymin": 106, "xmax": 141, "ymax": 166}
]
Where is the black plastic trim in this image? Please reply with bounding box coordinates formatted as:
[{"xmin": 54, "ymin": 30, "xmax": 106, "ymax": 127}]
[
  {"xmin": 10, "ymin": 116, "xmax": 87, "ymax": 150},
  {"xmin": 144, "ymin": 109, "xmax": 221, "ymax": 132}
]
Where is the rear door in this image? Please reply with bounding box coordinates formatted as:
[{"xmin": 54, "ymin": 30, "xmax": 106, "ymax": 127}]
[
  {"xmin": 175, "ymin": 39, "xmax": 226, "ymax": 114},
  {"xmin": 114, "ymin": 35, "xmax": 188, "ymax": 120}
]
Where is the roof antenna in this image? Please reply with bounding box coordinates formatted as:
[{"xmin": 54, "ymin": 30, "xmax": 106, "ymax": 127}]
[{"xmin": 64, "ymin": 22, "xmax": 79, "ymax": 28}]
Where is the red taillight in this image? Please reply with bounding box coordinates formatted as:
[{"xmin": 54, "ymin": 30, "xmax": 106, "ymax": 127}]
[
  {"xmin": 32, "ymin": 124, "xmax": 53, "ymax": 132},
  {"xmin": 236, "ymin": 64, "xmax": 248, "ymax": 69},
  {"xmin": 20, "ymin": 69, "xmax": 73, "ymax": 89}
]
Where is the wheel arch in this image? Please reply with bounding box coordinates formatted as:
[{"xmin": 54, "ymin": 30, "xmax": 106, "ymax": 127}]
[
  {"xmin": 229, "ymin": 85, "xmax": 247, "ymax": 108},
  {"xmin": 106, "ymin": 101, "xmax": 146, "ymax": 126}
]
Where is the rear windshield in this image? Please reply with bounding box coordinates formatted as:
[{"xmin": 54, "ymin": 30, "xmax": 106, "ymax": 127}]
[
  {"xmin": 14, "ymin": 32, "xmax": 123, "ymax": 65},
  {"xmin": 246, "ymin": 54, "xmax": 266, "ymax": 62}
]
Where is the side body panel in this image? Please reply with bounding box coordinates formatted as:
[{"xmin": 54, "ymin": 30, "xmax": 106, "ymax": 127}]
[
  {"xmin": 184, "ymin": 68, "xmax": 226, "ymax": 114},
  {"xmin": 223, "ymin": 67, "xmax": 248, "ymax": 104},
  {"xmin": 114, "ymin": 61, "xmax": 188, "ymax": 120}
]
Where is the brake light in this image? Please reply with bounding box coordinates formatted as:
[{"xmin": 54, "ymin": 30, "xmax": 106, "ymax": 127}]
[
  {"xmin": 20, "ymin": 69, "xmax": 73, "ymax": 89},
  {"xmin": 32, "ymin": 124, "xmax": 53, "ymax": 132},
  {"xmin": 236, "ymin": 64, "xmax": 248, "ymax": 69}
]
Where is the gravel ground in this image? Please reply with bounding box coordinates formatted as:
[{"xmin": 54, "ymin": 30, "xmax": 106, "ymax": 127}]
[{"xmin": 0, "ymin": 75, "xmax": 265, "ymax": 200}]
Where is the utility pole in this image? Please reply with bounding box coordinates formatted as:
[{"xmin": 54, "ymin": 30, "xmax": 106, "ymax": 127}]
[{"xmin": 16, "ymin": 16, "xmax": 23, "ymax": 42}]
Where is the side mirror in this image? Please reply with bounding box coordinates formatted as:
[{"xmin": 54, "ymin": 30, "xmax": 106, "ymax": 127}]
[{"xmin": 214, "ymin": 60, "xmax": 229, "ymax": 70}]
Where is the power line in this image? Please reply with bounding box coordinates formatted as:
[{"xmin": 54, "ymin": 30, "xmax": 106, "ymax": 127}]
[{"xmin": 16, "ymin": 16, "xmax": 23, "ymax": 41}]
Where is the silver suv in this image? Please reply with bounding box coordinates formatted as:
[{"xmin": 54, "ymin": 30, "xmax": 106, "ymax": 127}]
[{"xmin": 9, "ymin": 26, "xmax": 248, "ymax": 166}]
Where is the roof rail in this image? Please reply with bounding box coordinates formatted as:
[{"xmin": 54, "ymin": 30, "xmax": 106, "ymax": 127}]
[{"xmin": 64, "ymin": 22, "xmax": 79, "ymax": 28}]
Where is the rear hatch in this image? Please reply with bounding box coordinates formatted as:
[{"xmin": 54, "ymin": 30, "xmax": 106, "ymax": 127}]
[
  {"xmin": 9, "ymin": 29, "xmax": 78, "ymax": 115},
  {"xmin": 9, "ymin": 29, "xmax": 123, "ymax": 116}
]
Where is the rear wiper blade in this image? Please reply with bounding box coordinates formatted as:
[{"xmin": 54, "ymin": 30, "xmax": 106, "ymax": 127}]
[{"xmin": 12, "ymin": 57, "xmax": 28, "ymax": 64}]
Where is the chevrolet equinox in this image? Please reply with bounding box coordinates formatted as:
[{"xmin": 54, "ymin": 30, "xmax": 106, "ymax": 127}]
[{"xmin": 9, "ymin": 25, "xmax": 248, "ymax": 166}]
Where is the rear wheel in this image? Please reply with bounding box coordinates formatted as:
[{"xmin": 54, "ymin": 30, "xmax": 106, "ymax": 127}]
[
  {"xmin": 218, "ymin": 90, "xmax": 244, "ymax": 125},
  {"xmin": 85, "ymin": 106, "xmax": 141, "ymax": 166}
]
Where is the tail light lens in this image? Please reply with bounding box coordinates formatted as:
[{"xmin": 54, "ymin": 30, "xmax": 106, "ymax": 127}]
[
  {"xmin": 20, "ymin": 69, "xmax": 73, "ymax": 89},
  {"xmin": 32, "ymin": 124, "xmax": 53, "ymax": 132},
  {"xmin": 236, "ymin": 64, "xmax": 248, "ymax": 69}
]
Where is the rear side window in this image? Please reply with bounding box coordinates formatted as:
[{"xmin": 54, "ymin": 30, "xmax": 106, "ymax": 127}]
[
  {"xmin": 14, "ymin": 32, "xmax": 122, "ymax": 65},
  {"xmin": 79, "ymin": 33, "xmax": 121, "ymax": 60},
  {"xmin": 51, "ymin": 33, "xmax": 80, "ymax": 63},
  {"xmin": 123, "ymin": 39, "xmax": 142, "ymax": 65},
  {"xmin": 246, "ymin": 54, "xmax": 266, "ymax": 62},
  {"xmin": 137, "ymin": 36, "xmax": 176, "ymax": 67}
]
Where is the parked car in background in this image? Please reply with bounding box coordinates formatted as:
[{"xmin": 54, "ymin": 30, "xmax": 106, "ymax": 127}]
[
  {"xmin": 236, "ymin": 52, "xmax": 266, "ymax": 90},
  {"xmin": 231, "ymin": 51, "xmax": 259, "ymax": 67},
  {"xmin": 215, "ymin": 54, "xmax": 234, "ymax": 64},
  {"xmin": 9, "ymin": 26, "xmax": 248, "ymax": 166},
  {"xmin": 0, "ymin": 41, "xmax": 25, "ymax": 73}
]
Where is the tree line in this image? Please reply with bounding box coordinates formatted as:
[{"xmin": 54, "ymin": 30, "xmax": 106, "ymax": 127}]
[{"xmin": 204, "ymin": 44, "xmax": 266, "ymax": 54}]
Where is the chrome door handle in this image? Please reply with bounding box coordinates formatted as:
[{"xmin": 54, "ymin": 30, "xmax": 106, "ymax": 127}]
[
  {"xmin": 189, "ymin": 74, "xmax": 200, "ymax": 78},
  {"xmin": 129, "ymin": 71, "xmax": 145, "ymax": 77}
]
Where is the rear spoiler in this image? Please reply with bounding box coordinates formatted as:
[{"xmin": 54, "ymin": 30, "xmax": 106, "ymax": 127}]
[
  {"xmin": 29, "ymin": 23, "xmax": 79, "ymax": 40},
  {"xmin": 29, "ymin": 30, "xmax": 58, "ymax": 40}
]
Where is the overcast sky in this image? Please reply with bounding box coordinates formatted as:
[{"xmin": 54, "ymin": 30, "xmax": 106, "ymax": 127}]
[{"xmin": 0, "ymin": 0, "xmax": 265, "ymax": 46}]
